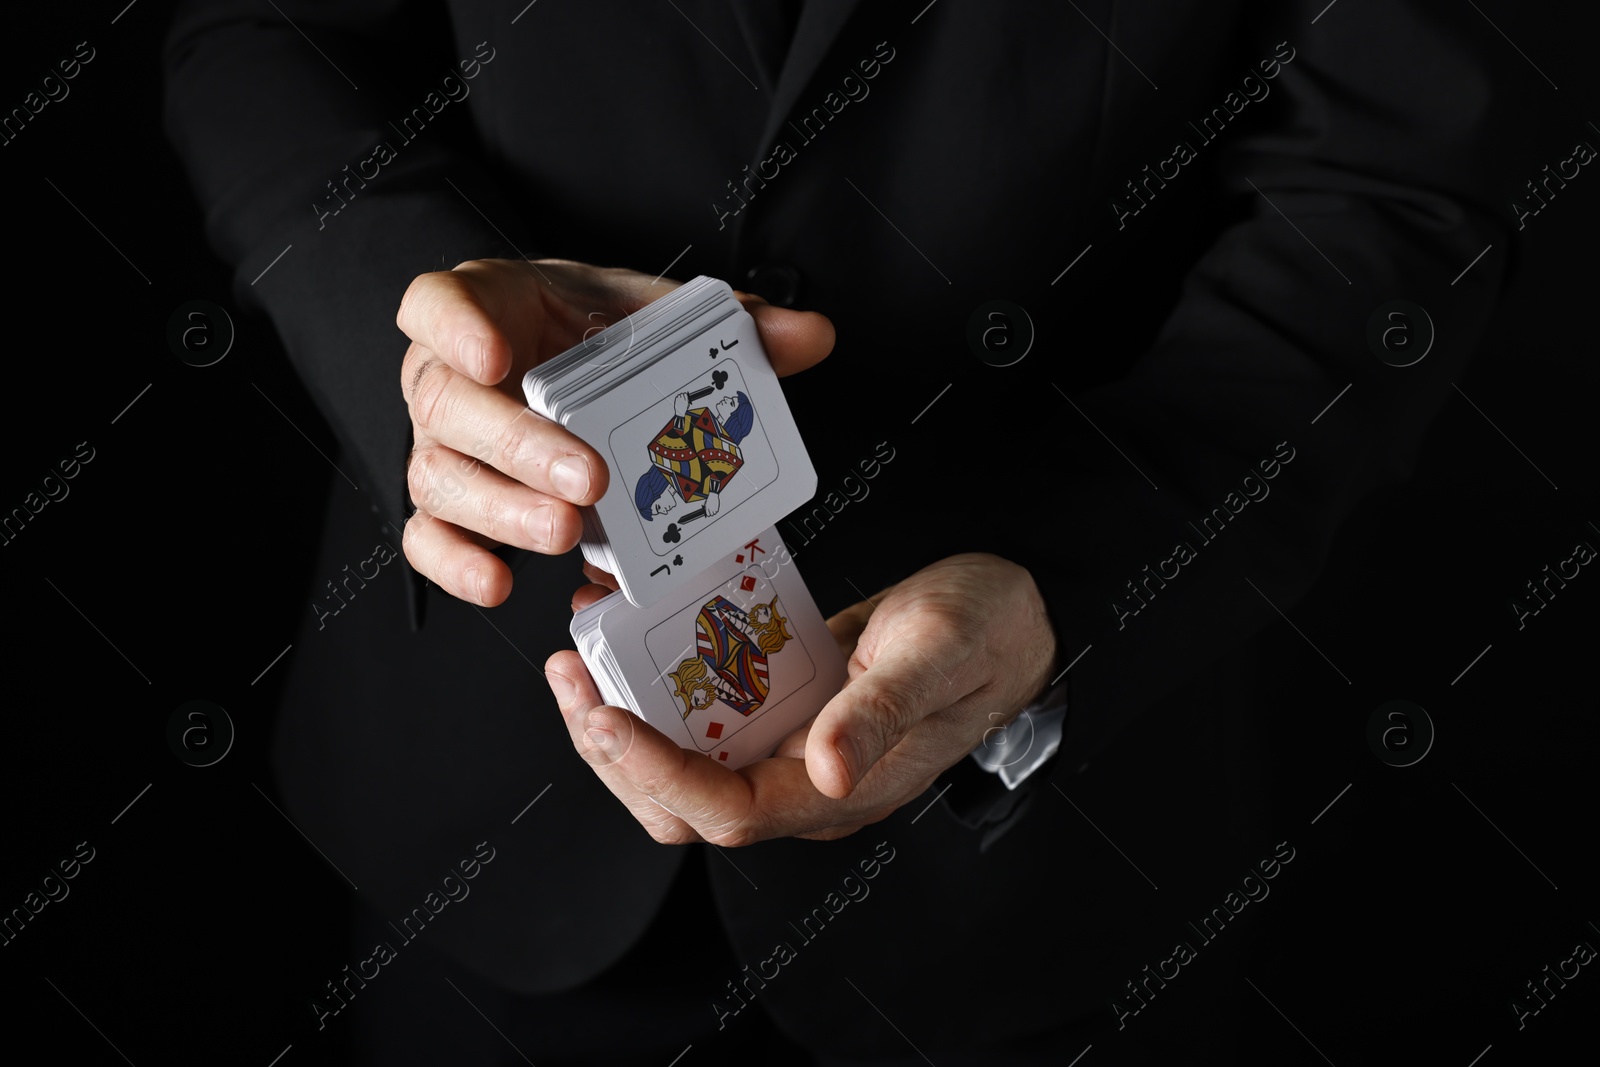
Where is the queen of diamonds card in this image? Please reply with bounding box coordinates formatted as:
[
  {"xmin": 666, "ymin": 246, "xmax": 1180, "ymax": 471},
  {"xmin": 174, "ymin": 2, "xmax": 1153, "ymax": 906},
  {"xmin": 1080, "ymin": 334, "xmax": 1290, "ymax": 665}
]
[{"xmin": 646, "ymin": 586, "xmax": 816, "ymax": 759}]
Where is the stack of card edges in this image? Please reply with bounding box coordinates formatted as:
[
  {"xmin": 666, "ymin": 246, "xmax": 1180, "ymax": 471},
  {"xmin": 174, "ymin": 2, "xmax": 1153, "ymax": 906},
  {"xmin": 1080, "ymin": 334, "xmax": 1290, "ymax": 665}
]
[{"xmin": 524, "ymin": 277, "xmax": 846, "ymax": 768}]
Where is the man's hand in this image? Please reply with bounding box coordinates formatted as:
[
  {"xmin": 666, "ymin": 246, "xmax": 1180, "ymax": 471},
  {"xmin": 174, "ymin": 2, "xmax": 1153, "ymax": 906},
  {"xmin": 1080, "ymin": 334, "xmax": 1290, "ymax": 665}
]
[
  {"xmin": 396, "ymin": 259, "xmax": 834, "ymax": 605},
  {"xmin": 545, "ymin": 553, "xmax": 1058, "ymax": 844}
]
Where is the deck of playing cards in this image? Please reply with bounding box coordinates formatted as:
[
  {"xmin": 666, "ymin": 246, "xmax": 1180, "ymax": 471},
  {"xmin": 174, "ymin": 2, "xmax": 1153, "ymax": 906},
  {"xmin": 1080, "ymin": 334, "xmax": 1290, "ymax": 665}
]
[
  {"xmin": 569, "ymin": 527, "xmax": 844, "ymax": 768},
  {"xmin": 525, "ymin": 276, "xmax": 817, "ymax": 610},
  {"xmin": 528, "ymin": 279, "xmax": 846, "ymax": 768}
]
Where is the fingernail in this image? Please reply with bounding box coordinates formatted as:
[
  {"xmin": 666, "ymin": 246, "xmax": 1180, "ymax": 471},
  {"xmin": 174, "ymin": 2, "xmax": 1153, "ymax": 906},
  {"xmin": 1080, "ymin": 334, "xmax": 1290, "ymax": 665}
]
[
  {"xmin": 545, "ymin": 669, "xmax": 576, "ymax": 706},
  {"xmin": 465, "ymin": 566, "xmax": 486, "ymax": 605},
  {"xmin": 457, "ymin": 334, "xmax": 487, "ymax": 379},
  {"xmin": 585, "ymin": 724, "xmax": 617, "ymax": 760},
  {"xmin": 524, "ymin": 502, "xmax": 555, "ymax": 549},
  {"xmin": 549, "ymin": 456, "xmax": 591, "ymax": 501},
  {"xmin": 836, "ymin": 736, "xmax": 865, "ymax": 787},
  {"xmin": 585, "ymin": 713, "xmax": 614, "ymax": 755}
]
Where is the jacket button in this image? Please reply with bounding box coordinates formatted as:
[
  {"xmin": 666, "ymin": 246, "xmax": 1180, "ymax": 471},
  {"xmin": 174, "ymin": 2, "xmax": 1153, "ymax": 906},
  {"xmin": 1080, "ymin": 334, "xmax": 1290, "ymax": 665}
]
[{"xmin": 744, "ymin": 263, "xmax": 803, "ymax": 307}]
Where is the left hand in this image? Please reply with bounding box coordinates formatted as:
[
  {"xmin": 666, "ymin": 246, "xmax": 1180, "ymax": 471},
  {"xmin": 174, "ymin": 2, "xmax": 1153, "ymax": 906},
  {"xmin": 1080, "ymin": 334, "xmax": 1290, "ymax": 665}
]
[{"xmin": 543, "ymin": 553, "xmax": 1058, "ymax": 844}]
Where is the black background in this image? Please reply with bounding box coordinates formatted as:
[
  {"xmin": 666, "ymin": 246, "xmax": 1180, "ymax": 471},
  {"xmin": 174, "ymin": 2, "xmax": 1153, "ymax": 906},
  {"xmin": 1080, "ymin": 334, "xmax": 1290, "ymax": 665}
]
[{"xmin": 3, "ymin": 2, "xmax": 1596, "ymax": 1064}]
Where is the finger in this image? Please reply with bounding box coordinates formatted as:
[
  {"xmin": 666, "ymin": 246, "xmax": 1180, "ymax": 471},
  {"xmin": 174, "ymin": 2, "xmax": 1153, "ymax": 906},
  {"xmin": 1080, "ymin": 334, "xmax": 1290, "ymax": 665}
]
[
  {"xmin": 582, "ymin": 704, "xmax": 759, "ymax": 845},
  {"xmin": 825, "ymin": 599, "xmax": 876, "ymax": 663},
  {"xmin": 577, "ymin": 703, "xmax": 886, "ymax": 844},
  {"xmin": 773, "ymin": 716, "xmax": 817, "ymax": 760},
  {"xmin": 794, "ymin": 822, "xmax": 871, "ymax": 843},
  {"xmin": 396, "ymin": 266, "xmax": 519, "ymax": 385},
  {"xmin": 805, "ymin": 638, "xmax": 967, "ymax": 799},
  {"xmin": 547, "ymin": 650, "xmax": 776, "ymax": 845},
  {"xmin": 543, "ymin": 652, "xmax": 702, "ymax": 844},
  {"xmin": 536, "ymin": 260, "xmax": 682, "ymax": 318},
  {"xmin": 549, "ymin": 651, "xmax": 894, "ymax": 842},
  {"xmin": 403, "ymin": 351, "xmax": 607, "ymax": 505},
  {"xmin": 581, "ymin": 561, "xmax": 619, "ymax": 590},
  {"xmin": 570, "ymin": 583, "xmax": 613, "ymax": 613},
  {"xmin": 738, "ymin": 296, "xmax": 835, "ymax": 378},
  {"xmin": 401, "ymin": 511, "xmax": 512, "ymax": 606},
  {"xmin": 407, "ymin": 443, "xmax": 583, "ymax": 553}
]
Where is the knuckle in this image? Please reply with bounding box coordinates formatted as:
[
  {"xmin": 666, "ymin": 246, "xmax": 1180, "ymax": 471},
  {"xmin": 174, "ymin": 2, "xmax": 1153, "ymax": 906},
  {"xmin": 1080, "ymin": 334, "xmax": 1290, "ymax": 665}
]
[
  {"xmin": 409, "ymin": 360, "xmax": 453, "ymax": 432},
  {"xmin": 799, "ymin": 824, "xmax": 863, "ymax": 842},
  {"xmin": 646, "ymin": 820, "xmax": 696, "ymax": 847},
  {"xmin": 494, "ymin": 415, "xmax": 535, "ymax": 470},
  {"xmin": 473, "ymin": 483, "xmax": 511, "ymax": 542},
  {"xmin": 400, "ymin": 514, "xmax": 430, "ymax": 570},
  {"xmin": 858, "ymin": 687, "xmax": 913, "ymax": 733},
  {"xmin": 421, "ymin": 274, "xmax": 473, "ymax": 351},
  {"xmin": 859, "ymin": 805, "xmax": 897, "ymax": 829},
  {"xmin": 632, "ymin": 768, "xmax": 679, "ymax": 799},
  {"xmin": 396, "ymin": 274, "xmax": 432, "ymax": 333},
  {"xmin": 398, "ymin": 341, "xmax": 424, "ymax": 395},
  {"xmin": 413, "ymin": 449, "xmax": 470, "ymax": 516},
  {"xmin": 406, "ymin": 448, "xmax": 439, "ymax": 509},
  {"xmin": 704, "ymin": 823, "xmax": 758, "ymax": 849}
]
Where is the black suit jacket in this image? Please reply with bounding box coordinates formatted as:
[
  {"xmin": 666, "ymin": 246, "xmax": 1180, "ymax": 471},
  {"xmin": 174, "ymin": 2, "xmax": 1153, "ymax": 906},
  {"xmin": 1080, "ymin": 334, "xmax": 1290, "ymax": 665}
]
[{"xmin": 164, "ymin": 0, "xmax": 1524, "ymax": 1055}]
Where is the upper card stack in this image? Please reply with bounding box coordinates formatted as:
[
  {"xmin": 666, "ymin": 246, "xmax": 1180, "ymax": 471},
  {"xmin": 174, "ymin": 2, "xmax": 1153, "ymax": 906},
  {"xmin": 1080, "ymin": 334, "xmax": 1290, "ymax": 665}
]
[
  {"xmin": 524, "ymin": 276, "xmax": 815, "ymax": 609},
  {"xmin": 525, "ymin": 278, "xmax": 846, "ymax": 767}
]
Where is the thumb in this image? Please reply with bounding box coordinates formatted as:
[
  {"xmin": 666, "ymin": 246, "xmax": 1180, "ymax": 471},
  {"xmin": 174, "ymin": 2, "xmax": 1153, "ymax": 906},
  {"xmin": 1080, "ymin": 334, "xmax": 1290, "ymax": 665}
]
[
  {"xmin": 804, "ymin": 640, "xmax": 953, "ymax": 799},
  {"xmin": 738, "ymin": 293, "xmax": 835, "ymax": 377}
]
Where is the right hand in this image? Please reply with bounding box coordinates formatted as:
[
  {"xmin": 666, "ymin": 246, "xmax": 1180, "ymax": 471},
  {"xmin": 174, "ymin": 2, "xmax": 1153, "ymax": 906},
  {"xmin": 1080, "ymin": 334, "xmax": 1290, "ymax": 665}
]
[{"xmin": 397, "ymin": 259, "xmax": 834, "ymax": 606}]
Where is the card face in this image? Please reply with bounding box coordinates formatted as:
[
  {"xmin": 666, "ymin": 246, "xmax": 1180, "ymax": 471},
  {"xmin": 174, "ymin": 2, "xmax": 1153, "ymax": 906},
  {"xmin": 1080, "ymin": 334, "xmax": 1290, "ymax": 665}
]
[
  {"xmin": 609, "ymin": 359, "xmax": 779, "ymax": 559},
  {"xmin": 566, "ymin": 302, "xmax": 815, "ymax": 609},
  {"xmin": 595, "ymin": 529, "xmax": 844, "ymax": 767},
  {"xmin": 642, "ymin": 569, "xmax": 817, "ymax": 755}
]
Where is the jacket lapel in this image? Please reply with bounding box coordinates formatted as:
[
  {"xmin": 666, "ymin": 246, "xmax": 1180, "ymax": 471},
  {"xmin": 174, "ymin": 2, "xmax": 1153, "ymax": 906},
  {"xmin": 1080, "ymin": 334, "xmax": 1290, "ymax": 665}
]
[
  {"xmin": 751, "ymin": 0, "xmax": 864, "ymax": 157},
  {"xmin": 727, "ymin": 2, "xmax": 792, "ymax": 93}
]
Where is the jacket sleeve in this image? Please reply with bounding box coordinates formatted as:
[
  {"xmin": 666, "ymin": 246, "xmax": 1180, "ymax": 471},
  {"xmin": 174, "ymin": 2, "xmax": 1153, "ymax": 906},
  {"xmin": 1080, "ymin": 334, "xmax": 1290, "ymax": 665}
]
[
  {"xmin": 1003, "ymin": 0, "xmax": 1532, "ymax": 768},
  {"xmin": 163, "ymin": 0, "xmax": 530, "ymax": 533}
]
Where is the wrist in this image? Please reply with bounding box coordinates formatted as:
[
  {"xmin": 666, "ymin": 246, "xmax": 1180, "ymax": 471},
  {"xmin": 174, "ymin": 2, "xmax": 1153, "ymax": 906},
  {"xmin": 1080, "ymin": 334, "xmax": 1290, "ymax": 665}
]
[{"xmin": 970, "ymin": 672, "xmax": 1068, "ymax": 789}]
